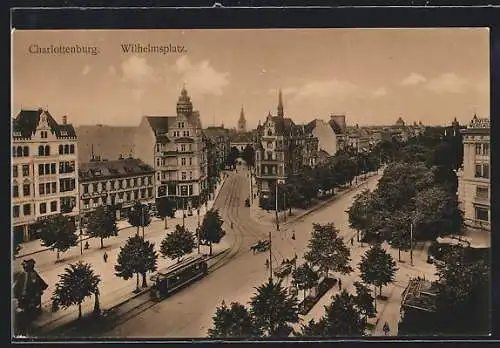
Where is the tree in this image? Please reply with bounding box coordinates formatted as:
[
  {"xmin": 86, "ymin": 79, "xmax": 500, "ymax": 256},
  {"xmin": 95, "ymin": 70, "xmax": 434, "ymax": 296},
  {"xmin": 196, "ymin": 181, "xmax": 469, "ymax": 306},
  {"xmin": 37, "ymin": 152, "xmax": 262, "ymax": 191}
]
[
  {"xmin": 358, "ymin": 244, "xmax": 398, "ymax": 301},
  {"xmin": 292, "ymin": 263, "xmax": 319, "ymax": 300},
  {"xmin": 208, "ymin": 301, "xmax": 260, "ymax": 338},
  {"xmin": 301, "ymin": 290, "xmax": 366, "ymax": 336},
  {"xmin": 241, "ymin": 144, "xmax": 255, "ymax": 168},
  {"xmin": 127, "ymin": 202, "xmax": 151, "ymax": 237},
  {"xmin": 115, "ymin": 235, "xmax": 158, "ymax": 292},
  {"xmin": 227, "ymin": 146, "xmax": 240, "ymax": 169},
  {"xmin": 353, "ymin": 281, "xmax": 376, "ymax": 323},
  {"xmin": 51, "ymin": 261, "xmax": 100, "ymax": 319},
  {"xmin": 86, "ymin": 206, "xmax": 118, "ymax": 248},
  {"xmin": 249, "ymin": 279, "xmax": 299, "ymax": 337},
  {"xmin": 413, "ymin": 186, "xmax": 464, "ymax": 240},
  {"xmin": 199, "ymin": 209, "xmax": 226, "ymax": 256},
  {"xmin": 160, "ymin": 224, "xmax": 195, "ymax": 262},
  {"xmin": 36, "ymin": 214, "xmax": 78, "ymax": 261},
  {"xmin": 304, "ymin": 223, "xmax": 353, "ymax": 279},
  {"xmin": 156, "ymin": 197, "xmax": 177, "ymax": 229},
  {"xmin": 434, "ymin": 246, "xmax": 490, "ymax": 334},
  {"xmin": 347, "ymin": 189, "xmax": 374, "ymax": 242}
]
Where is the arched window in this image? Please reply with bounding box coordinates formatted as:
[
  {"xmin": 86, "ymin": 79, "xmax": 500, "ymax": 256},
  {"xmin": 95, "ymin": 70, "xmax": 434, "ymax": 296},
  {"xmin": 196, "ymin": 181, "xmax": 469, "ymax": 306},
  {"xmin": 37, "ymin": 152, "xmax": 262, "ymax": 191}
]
[
  {"xmin": 44, "ymin": 145, "xmax": 50, "ymax": 156},
  {"xmin": 267, "ymin": 130, "xmax": 272, "ymax": 136},
  {"xmin": 59, "ymin": 145, "xmax": 63, "ymax": 154},
  {"xmin": 69, "ymin": 144, "xmax": 75, "ymax": 154},
  {"xmin": 38, "ymin": 145, "xmax": 44, "ymax": 156},
  {"xmin": 64, "ymin": 144, "xmax": 69, "ymax": 154},
  {"xmin": 23, "ymin": 146, "xmax": 29, "ymax": 156}
]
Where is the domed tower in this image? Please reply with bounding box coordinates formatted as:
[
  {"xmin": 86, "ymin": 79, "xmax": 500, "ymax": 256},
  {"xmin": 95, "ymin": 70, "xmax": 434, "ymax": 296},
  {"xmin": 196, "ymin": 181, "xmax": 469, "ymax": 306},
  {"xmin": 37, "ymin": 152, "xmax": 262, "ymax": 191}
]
[
  {"xmin": 237, "ymin": 105, "xmax": 247, "ymax": 133},
  {"xmin": 176, "ymin": 85, "xmax": 193, "ymax": 116}
]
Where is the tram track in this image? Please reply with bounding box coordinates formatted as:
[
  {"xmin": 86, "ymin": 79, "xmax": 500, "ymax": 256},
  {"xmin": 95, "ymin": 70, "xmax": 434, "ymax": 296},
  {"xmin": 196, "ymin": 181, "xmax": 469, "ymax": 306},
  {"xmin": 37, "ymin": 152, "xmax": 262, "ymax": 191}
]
[{"xmin": 50, "ymin": 171, "xmax": 264, "ymax": 337}]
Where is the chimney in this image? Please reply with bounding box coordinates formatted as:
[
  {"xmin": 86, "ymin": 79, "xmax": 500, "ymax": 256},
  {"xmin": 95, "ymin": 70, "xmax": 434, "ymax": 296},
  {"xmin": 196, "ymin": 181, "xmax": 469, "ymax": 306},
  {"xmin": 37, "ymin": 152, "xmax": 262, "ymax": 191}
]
[{"xmin": 62, "ymin": 115, "xmax": 67, "ymax": 125}]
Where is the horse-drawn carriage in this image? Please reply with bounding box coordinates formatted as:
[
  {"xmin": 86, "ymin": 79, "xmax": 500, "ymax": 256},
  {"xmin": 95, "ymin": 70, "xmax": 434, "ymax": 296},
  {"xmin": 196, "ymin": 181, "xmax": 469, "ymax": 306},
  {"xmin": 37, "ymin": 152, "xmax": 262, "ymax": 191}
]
[{"xmin": 250, "ymin": 239, "xmax": 271, "ymax": 253}]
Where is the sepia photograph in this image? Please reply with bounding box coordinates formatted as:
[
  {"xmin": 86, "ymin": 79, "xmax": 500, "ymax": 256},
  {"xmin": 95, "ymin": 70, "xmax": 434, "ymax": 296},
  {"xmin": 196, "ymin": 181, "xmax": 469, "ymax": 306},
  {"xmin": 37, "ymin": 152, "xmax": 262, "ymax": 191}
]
[{"xmin": 11, "ymin": 28, "xmax": 491, "ymax": 340}]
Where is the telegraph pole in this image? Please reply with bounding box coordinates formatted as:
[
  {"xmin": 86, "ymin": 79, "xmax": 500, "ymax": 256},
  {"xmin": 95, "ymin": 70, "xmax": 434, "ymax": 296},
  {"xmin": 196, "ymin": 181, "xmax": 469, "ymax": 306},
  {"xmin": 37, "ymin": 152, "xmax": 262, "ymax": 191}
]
[
  {"xmin": 410, "ymin": 222, "xmax": 414, "ymax": 266},
  {"xmin": 275, "ymin": 180, "xmax": 279, "ymax": 231}
]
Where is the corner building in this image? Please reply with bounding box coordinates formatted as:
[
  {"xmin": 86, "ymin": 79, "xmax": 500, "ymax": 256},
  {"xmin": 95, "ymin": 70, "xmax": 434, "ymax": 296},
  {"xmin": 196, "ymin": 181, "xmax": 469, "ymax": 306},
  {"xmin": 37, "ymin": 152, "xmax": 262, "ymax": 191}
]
[
  {"xmin": 457, "ymin": 115, "xmax": 490, "ymax": 232},
  {"xmin": 12, "ymin": 109, "xmax": 79, "ymax": 242},
  {"xmin": 134, "ymin": 87, "xmax": 209, "ymax": 213},
  {"xmin": 255, "ymin": 90, "xmax": 318, "ymax": 198}
]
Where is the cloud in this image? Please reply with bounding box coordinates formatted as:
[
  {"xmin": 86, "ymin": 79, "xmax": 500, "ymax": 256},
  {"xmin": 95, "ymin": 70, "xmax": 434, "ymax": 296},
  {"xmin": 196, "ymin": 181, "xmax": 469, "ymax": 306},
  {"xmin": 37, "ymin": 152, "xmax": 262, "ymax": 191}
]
[
  {"xmin": 291, "ymin": 79, "xmax": 359, "ymax": 101},
  {"xmin": 120, "ymin": 56, "xmax": 157, "ymax": 85},
  {"xmin": 108, "ymin": 65, "xmax": 116, "ymax": 75},
  {"xmin": 174, "ymin": 56, "xmax": 229, "ymax": 96},
  {"xmin": 372, "ymin": 87, "xmax": 388, "ymax": 98},
  {"xmin": 131, "ymin": 88, "xmax": 144, "ymax": 101},
  {"xmin": 268, "ymin": 87, "xmax": 298, "ymax": 96},
  {"xmin": 82, "ymin": 65, "xmax": 92, "ymax": 76},
  {"xmin": 401, "ymin": 72, "xmax": 427, "ymax": 86},
  {"xmin": 425, "ymin": 73, "xmax": 468, "ymax": 94},
  {"xmin": 475, "ymin": 80, "xmax": 489, "ymax": 95}
]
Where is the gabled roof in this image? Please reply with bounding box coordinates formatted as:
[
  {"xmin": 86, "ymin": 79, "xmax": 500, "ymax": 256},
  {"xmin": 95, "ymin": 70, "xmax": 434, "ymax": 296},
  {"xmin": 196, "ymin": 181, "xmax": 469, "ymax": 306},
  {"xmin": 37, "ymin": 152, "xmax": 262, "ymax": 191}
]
[
  {"xmin": 12, "ymin": 109, "xmax": 77, "ymax": 139},
  {"xmin": 203, "ymin": 127, "xmax": 230, "ymax": 139},
  {"xmin": 79, "ymin": 158, "xmax": 154, "ymax": 182}
]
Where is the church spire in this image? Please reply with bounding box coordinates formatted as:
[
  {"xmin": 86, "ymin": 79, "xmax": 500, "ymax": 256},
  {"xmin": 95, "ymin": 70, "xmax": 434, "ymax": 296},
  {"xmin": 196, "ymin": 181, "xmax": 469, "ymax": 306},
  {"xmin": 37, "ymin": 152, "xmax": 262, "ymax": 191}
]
[
  {"xmin": 277, "ymin": 89, "xmax": 284, "ymax": 118},
  {"xmin": 237, "ymin": 105, "xmax": 247, "ymax": 132}
]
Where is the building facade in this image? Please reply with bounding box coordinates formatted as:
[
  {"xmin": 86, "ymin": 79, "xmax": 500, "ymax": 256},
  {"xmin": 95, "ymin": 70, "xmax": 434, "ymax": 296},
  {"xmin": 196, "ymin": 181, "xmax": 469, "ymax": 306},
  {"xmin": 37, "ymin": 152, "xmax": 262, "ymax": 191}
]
[
  {"xmin": 255, "ymin": 90, "xmax": 318, "ymax": 198},
  {"xmin": 133, "ymin": 87, "xmax": 209, "ymax": 212},
  {"xmin": 305, "ymin": 119, "xmax": 338, "ymax": 156},
  {"xmin": 203, "ymin": 126, "xmax": 230, "ymax": 188},
  {"xmin": 457, "ymin": 115, "xmax": 490, "ymax": 232},
  {"xmin": 12, "ymin": 109, "xmax": 79, "ymax": 242},
  {"xmin": 78, "ymin": 157, "xmax": 155, "ymax": 222}
]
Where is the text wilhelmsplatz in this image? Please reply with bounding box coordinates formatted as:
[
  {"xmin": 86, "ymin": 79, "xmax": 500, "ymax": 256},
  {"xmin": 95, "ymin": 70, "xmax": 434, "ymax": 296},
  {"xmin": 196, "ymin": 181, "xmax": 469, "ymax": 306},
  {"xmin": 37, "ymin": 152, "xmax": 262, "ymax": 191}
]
[{"xmin": 121, "ymin": 43, "xmax": 187, "ymax": 54}]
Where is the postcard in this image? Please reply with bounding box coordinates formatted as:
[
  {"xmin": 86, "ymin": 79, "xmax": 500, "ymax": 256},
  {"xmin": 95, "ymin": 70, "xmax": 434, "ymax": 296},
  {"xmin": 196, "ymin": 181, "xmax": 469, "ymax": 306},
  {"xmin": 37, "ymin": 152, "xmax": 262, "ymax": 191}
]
[{"xmin": 11, "ymin": 28, "xmax": 491, "ymax": 340}]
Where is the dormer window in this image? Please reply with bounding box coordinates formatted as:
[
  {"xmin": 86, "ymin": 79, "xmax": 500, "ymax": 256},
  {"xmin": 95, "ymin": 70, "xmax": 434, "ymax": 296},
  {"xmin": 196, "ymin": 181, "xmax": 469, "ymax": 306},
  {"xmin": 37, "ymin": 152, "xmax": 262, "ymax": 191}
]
[
  {"xmin": 267, "ymin": 130, "xmax": 272, "ymax": 136},
  {"xmin": 60, "ymin": 131, "xmax": 68, "ymax": 136},
  {"xmin": 41, "ymin": 131, "xmax": 48, "ymax": 139}
]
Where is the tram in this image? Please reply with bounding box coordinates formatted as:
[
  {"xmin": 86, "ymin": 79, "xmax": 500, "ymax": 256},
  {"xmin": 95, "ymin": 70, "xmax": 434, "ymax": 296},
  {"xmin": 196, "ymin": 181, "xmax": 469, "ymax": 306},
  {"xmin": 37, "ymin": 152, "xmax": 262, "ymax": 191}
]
[{"xmin": 150, "ymin": 254, "xmax": 208, "ymax": 300}]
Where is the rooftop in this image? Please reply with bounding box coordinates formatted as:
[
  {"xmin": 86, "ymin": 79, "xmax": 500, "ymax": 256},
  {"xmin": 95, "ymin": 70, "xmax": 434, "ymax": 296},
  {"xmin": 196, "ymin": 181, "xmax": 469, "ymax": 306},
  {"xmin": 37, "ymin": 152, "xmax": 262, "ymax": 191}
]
[
  {"xmin": 12, "ymin": 108, "xmax": 77, "ymax": 139},
  {"xmin": 79, "ymin": 157, "xmax": 154, "ymax": 182},
  {"xmin": 401, "ymin": 277, "xmax": 438, "ymax": 313}
]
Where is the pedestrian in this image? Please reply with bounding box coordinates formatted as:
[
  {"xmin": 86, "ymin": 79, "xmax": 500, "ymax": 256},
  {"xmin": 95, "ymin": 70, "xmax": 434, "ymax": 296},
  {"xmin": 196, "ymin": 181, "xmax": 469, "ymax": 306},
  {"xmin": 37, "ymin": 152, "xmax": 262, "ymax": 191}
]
[
  {"xmin": 84, "ymin": 241, "xmax": 89, "ymax": 249},
  {"xmin": 338, "ymin": 278, "xmax": 342, "ymax": 290},
  {"xmin": 103, "ymin": 252, "xmax": 108, "ymax": 263},
  {"xmin": 265, "ymin": 259, "xmax": 269, "ymax": 269},
  {"xmin": 350, "ymin": 238, "xmax": 354, "ymax": 246},
  {"xmin": 383, "ymin": 321, "xmax": 390, "ymax": 336}
]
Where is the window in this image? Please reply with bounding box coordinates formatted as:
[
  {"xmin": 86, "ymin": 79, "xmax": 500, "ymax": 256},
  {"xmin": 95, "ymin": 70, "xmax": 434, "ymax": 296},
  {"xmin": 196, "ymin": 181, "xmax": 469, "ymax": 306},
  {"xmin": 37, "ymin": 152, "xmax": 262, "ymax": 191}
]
[
  {"xmin": 133, "ymin": 178, "xmax": 138, "ymax": 187},
  {"xmin": 147, "ymin": 188, "xmax": 153, "ymax": 198},
  {"xmin": 188, "ymin": 144, "xmax": 192, "ymax": 151},
  {"xmin": 181, "ymin": 144, "xmax": 186, "ymax": 152},
  {"xmin": 41, "ymin": 131, "xmax": 48, "ymax": 139},
  {"xmin": 70, "ymin": 144, "xmax": 75, "ymax": 153},
  {"xmin": 141, "ymin": 177, "xmax": 145, "ymax": 186},
  {"xmin": 267, "ymin": 152, "xmax": 273, "ymax": 160},
  {"xmin": 126, "ymin": 192, "xmax": 131, "ymax": 201},
  {"xmin": 189, "ymin": 184, "xmax": 193, "ymax": 195},
  {"xmin": 476, "ymin": 186, "xmax": 489, "ymax": 200},
  {"xmin": 13, "ymin": 185, "xmax": 19, "ymax": 198},
  {"xmin": 45, "ymin": 163, "xmax": 51, "ymax": 174},
  {"xmin": 45, "ymin": 183, "xmax": 51, "ymax": 193},
  {"xmin": 156, "ymin": 144, "xmax": 160, "ymax": 152},
  {"xmin": 475, "ymin": 206, "xmax": 489, "ymax": 222},
  {"xmin": 51, "ymin": 201, "xmax": 57, "ymax": 212},
  {"xmin": 92, "ymin": 197, "xmax": 100, "ymax": 207},
  {"xmin": 38, "ymin": 164, "xmax": 44, "ymax": 175},
  {"xmin": 64, "ymin": 144, "xmax": 69, "ymax": 154},
  {"xmin": 40, "ymin": 203, "xmax": 47, "ymax": 214},
  {"xmin": 475, "ymin": 163, "xmax": 490, "ymax": 179},
  {"xmin": 59, "ymin": 145, "xmax": 63, "ymax": 154},
  {"xmin": 52, "ymin": 182, "xmax": 57, "ymax": 193},
  {"xmin": 189, "ymin": 157, "xmax": 192, "ymax": 165},
  {"xmin": 23, "ymin": 184, "xmax": 30, "ymax": 196},
  {"xmin": 38, "ymin": 146, "xmax": 44, "ymax": 156},
  {"xmin": 93, "ymin": 183, "xmax": 98, "ymax": 192},
  {"xmin": 110, "ymin": 180, "xmax": 116, "ymax": 190},
  {"xmin": 181, "ymin": 172, "xmax": 187, "ymax": 180},
  {"xmin": 16, "ymin": 147, "xmax": 23, "ymax": 157},
  {"xmin": 126, "ymin": 179, "xmax": 131, "ymax": 188},
  {"xmin": 39, "ymin": 184, "xmax": 45, "ymax": 195},
  {"xmin": 45, "ymin": 145, "xmax": 50, "ymax": 156},
  {"xmin": 156, "ymin": 158, "xmax": 160, "ymax": 166},
  {"xmin": 181, "ymin": 158, "xmax": 186, "ymax": 166},
  {"xmin": 189, "ymin": 171, "xmax": 193, "ymax": 179},
  {"xmin": 23, "ymin": 165, "xmax": 29, "ymax": 177},
  {"xmin": 13, "ymin": 206, "xmax": 20, "ymax": 218},
  {"xmin": 483, "ymin": 143, "xmax": 490, "ymax": 156},
  {"xmin": 51, "ymin": 163, "xmax": 56, "ymax": 174},
  {"xmin": 475, "ymin": 144, "xmax": 482, "ymax": 155},
  {"xmin": 23, "ymin": 146, "xmax": 29, "ymax": 156},
  {"xmin": 12, "ymin": 165, "xmax": 18, "ymax": 178},
  {"xmin": 23, "ymin": 204, "xmax": 31, "ymax": 216},
  {"xmin": 83, "ymin": 184, "xmax": 89, "ymax": 194}
]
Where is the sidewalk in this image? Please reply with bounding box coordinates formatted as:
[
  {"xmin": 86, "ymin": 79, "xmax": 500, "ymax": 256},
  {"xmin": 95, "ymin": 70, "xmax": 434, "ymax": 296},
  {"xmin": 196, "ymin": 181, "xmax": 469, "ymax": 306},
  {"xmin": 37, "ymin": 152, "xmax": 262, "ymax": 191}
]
[
  {"xmin": 249, "ymin": 171, "xmax": 381, "ymax": 229},
  {"xmin": 21, "ymin": 173, "xmax": 229, "ymax": 333},
  {"xmin": 290, "ymin": 238, "xmax": 436, "ymax": 337}
]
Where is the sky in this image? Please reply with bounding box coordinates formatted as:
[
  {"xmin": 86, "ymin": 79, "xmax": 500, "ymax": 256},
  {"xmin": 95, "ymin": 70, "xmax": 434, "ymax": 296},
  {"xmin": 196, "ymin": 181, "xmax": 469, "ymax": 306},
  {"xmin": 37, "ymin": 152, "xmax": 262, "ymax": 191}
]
[{"xmin": 12, "ymin": 28, "xmax": 490, "ymax": 129}]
